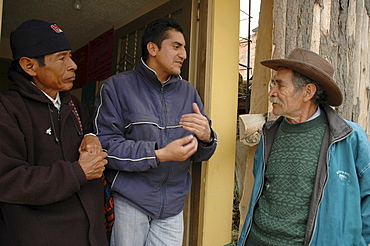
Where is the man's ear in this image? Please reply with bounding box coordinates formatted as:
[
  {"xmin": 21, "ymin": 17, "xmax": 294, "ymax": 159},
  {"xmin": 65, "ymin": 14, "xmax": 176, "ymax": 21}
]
[
  {"xmin": 19, "ymin": 57, "xmax": 37, "ymax": 77},
  {"xmin": 303, "ymin": 83, "xmax": 317, "ymax": 102},
  {"xmin": 147, "ymin": 42, "xmax": 158, "ymax": 57}
]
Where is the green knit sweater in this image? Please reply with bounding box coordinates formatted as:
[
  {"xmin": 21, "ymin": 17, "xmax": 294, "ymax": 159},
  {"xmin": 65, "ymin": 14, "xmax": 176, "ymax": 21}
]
[{"xmin": 246, "ymin": 113, "xmax": 327, "ymax": 246}]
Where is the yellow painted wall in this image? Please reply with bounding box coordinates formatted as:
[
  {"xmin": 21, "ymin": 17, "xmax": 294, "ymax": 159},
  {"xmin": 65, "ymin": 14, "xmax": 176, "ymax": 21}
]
[{"xmin": 200, "ymin": 0, "xmax": 239, "ymax": 245}]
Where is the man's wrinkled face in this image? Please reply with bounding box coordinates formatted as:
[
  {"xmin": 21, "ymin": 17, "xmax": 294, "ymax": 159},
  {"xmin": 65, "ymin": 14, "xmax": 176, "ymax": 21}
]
[
  {"xmin": 32, "ymin": 50, "xmax": 77, "ymax": 98},
  {"xmin": 268, "ymin": 67, "xmax": 305, "ymax": 118}
]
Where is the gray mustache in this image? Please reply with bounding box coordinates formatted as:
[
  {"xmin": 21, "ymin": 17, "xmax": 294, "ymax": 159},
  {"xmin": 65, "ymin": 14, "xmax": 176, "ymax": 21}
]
[{"xmin": 269, "ymin": 97, "xmax": 282, "ymax": 105}]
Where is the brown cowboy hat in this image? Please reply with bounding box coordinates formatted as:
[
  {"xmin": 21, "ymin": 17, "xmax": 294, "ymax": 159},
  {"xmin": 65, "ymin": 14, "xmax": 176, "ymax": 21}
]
[{"xmin": 260, "ymin": 48, "xmax": 343, "ymax": 106}]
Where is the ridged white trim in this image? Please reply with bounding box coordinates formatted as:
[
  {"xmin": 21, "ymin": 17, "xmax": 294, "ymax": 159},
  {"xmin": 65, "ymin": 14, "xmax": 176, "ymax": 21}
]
[
  {"xmin": 93, "ymin": 83, "xmax": 105, "ymax": 135},
  {"xmin": 108, "ymin": 155, "xmax": 156, "ymax": 162},
  {"xmin": 124, "ymin": 122, "xmax": 182, "ymax": 130},
  {"xmin": 111, "ymin": 171, "xmax": 120, "ymax": 188},
  {"xmin": 140, "ymin": 58, "xmax": 183, "ymax": 81}
]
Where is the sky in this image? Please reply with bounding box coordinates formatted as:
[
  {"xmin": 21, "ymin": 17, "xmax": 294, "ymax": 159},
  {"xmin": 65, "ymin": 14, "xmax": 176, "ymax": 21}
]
[{"xmin": 240, "ymin": 0, "xmax": 261, "ymax": 39}]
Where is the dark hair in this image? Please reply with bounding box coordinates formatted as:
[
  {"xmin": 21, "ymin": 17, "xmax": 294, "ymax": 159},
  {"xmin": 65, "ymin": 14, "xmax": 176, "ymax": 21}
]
[
  {"xmin": 9, "ymin": 56, "xmax": 45, "ymax": 81},
  {"xmin": 291, "ymin": 71, "xmax": 328, "ymax": 105},
  {"xmin": 141, "ymin": 17, "xmax": 184, "ymax": 61}
]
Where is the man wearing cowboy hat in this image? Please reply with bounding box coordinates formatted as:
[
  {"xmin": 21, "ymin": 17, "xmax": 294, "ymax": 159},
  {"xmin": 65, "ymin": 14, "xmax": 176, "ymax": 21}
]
[{"xmin": 238, "ymin": 48, "xmax": 370, "ymax": 245}]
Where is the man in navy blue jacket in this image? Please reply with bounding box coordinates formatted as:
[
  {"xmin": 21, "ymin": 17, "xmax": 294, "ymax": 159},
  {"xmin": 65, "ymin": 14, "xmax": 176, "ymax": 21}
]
[{"xmin": 94, "ymin": 17, "xmax": 217, "ymax": 245}]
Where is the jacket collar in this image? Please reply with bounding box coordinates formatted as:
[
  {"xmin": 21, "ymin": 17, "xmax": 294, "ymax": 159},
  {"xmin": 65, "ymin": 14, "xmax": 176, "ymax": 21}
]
[
  {"xmin": 138, "ymin": 58, "xmax": 183, "ymax": 87},
  {"xmin": 320, "ymin": 104, "xmax": 352, "ymax": 141},
  {"xmin": 8, "ymin": 70, "xmax": 72, "ymax": 106},
  {"xmin": 264, "ymin": 104, "xmax": 353, "ymax": 142}
]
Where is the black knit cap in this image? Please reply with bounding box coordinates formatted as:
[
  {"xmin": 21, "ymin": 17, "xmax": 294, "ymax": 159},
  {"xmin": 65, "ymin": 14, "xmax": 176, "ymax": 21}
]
[{"xmin": 10, "ymin": 19, "xmax": 72, "ymax": 60}]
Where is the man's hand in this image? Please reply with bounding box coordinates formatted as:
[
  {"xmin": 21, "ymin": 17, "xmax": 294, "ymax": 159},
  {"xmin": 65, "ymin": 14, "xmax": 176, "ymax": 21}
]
[
  {"xmin": 79, "ymin": 134, "xmax": 103, "ymax": 154},
  {"xmin": 155, "ymin": 135, "xmax": 198, "ymax": 162},
  {"xmin": 180, "ymin": 103, "xmax": 211, "ymax": 142},
  {"xmin": 78, "ymin": 151, "xmax": 108, "ymax": 180}
]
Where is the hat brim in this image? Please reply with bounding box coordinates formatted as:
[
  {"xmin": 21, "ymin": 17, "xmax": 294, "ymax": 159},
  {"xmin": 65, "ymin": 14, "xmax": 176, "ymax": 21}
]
[{"xmin": 261, "ymin": 59, "xmax": 343, "ymax": 106}]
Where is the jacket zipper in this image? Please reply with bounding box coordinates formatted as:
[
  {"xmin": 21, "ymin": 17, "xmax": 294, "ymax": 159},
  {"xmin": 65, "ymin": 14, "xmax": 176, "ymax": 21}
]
[
  {"xmin": 160, "ymin": 85, "xmax": 169, "ymax": 143},
  {"xmin": 159, "ymin": 168, "xmax": 170, "ymax": 219},
  {"xmin": 48, "ymin": 104, "xmax": 59, "ymax": 143},
  {"xmin": 159, "ymin": 84, "xmax": 169, "ymax": 219},
  {"xmin": 306, "ymin": 131, "xmax": 353, "ymax": 245}
]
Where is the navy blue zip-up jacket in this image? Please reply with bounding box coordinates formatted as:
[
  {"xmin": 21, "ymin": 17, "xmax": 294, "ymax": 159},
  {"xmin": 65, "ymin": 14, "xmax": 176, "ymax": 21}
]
[{"xmin": 94, "ymin": 59, "xmax": 217, "ymax": 219}]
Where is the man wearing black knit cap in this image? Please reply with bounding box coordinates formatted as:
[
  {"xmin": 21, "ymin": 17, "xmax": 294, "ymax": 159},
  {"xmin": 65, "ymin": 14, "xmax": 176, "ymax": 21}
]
[
  {"xmin": 0, "ymin": 19, "xmax": 108, "ymax": 245},
  {"xmin": 238, "ymin": 48, "xmax": 370, "ymax": 245}
]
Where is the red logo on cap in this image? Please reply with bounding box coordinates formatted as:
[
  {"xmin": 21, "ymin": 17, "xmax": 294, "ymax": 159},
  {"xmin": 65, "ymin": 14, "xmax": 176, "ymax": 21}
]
[{"xmin": 50, "ymin": 24, "xmax": 63, "ymax": 33}]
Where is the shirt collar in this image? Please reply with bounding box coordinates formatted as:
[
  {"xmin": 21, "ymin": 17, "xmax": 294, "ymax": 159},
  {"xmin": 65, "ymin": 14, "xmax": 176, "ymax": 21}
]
[
  {"xmin": 307, "ymin": 106, "xmax": 321, "ymax": 122},
  {"xmin": 283, "ymin": 106, "xmax": 321, "ymax": 123},
  {"xmin": 30, "ymin": 81, "xmax": 61, "ymax": 110}
]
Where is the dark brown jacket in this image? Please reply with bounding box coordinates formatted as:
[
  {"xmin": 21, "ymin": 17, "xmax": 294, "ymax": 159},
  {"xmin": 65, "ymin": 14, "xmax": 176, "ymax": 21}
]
[{"xmin": 0, "ymin": 71, "xmax": 107, "ymax": 246}]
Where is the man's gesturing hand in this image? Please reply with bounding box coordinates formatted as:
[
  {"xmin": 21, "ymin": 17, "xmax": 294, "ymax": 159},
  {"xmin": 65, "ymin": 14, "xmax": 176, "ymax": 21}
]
[
  {"xmin": 180, "ymin": 103, "xmax": 211, "ymax": 142},
  {"xmin": 155, "ymin": 135, "xmax": 198, "ymax": 162}
]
